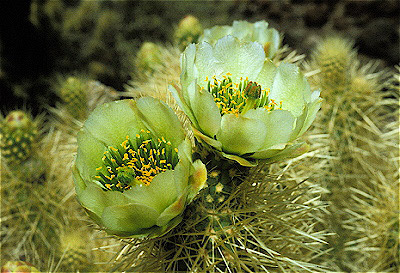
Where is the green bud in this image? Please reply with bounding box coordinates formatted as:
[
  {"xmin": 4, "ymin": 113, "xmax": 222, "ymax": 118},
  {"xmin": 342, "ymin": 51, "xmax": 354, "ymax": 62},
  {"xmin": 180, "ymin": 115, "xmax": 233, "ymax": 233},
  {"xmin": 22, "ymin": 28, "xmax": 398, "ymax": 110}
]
[
  {"xmin": 1, "ymin": 111, "xmax": 38, "ymax": 164},
  {"xmin": 174, "ymin": 15, "xmax": 203, "ymax": 50},
  {"xmin": 136, "ymin": 42, "xmax": 163, "ymax": 75}
]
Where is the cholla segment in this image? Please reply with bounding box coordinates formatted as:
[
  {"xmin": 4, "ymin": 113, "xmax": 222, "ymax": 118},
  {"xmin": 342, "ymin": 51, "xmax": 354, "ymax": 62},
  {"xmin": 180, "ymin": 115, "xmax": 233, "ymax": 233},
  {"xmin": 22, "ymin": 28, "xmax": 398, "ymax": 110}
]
[{"xmin": 95, "ymin": 129, "xmax": 179, "ymax": 192}]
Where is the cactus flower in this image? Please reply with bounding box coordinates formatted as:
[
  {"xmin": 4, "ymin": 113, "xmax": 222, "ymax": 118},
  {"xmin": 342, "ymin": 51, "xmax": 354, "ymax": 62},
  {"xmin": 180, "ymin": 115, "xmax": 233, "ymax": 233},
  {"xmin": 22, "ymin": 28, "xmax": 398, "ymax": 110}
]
[
  {"xmin": 73, "ymin": 98, "xmax": 207, "ymax": 237},
  {"xmin": 200, "ymin": 20, "xmax": 281, "ymax": 59},
  {"xmin": 170, "ymin": 36, "xmax": 321, "ymax": 166}
]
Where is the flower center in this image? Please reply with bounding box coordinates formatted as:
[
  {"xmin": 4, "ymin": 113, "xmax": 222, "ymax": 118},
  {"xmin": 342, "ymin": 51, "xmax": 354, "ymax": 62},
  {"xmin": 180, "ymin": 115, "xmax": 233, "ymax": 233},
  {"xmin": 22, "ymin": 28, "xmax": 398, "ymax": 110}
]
[
  {"xmin": 205, "ymin": 74, "xmax": 282, "ymax": 116},
  {"xmin": 94, "ymin": 129, "xmax": 179, "ymax": 192}
]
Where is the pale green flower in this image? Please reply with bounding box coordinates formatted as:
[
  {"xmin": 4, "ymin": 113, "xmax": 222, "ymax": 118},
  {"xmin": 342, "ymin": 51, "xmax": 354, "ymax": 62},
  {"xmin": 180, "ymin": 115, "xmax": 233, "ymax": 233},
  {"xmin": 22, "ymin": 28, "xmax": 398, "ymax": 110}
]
[
  {"xmin": 170, "ymin": 36, "xmax": 321, "ymax": 166},
  {"xmin": 73, "ymin": 97, "xmax": 207, "ymax": 237},
  {"xmin": 200, "ymin": 20, "xmax": 281, "ymax": 59}
]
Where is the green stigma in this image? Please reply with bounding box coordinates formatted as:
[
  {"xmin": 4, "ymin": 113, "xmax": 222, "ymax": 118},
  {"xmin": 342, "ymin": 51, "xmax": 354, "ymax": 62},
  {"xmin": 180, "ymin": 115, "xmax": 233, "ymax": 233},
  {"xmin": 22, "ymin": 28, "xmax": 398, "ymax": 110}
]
[
  {"xmin": 94, "ymin": 129, "xmax": 179, "ymax": 192},
  {"xmin": 204, "ymin": 74, "xmax": 282, "ymax": 116}
]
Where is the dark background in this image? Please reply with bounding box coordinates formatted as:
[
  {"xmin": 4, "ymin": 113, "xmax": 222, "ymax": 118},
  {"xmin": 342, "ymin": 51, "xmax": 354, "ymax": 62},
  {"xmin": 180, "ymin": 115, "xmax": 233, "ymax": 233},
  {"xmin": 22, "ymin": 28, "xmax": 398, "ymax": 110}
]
[{"xmin": 1, "ymin": 0, "xmax": 399, "ymax": 116}]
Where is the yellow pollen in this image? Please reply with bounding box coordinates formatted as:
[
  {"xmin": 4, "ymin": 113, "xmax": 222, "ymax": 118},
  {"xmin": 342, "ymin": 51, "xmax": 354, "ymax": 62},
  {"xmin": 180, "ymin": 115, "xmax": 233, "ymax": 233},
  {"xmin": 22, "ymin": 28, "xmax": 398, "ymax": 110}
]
[
  {"xmin": 110, "ymin": 146, "xmax": 118, "ymax": 152},
  {"xmin": 96, "ymin": 166, "xmax": 102, "ymax": 171},
  {"xmin": 121, "ymin": 139, "xmax": 129, "ymax": 149},
  {"xmin": 174, "ymin": 148, "xmax": 179, "ymax": 153}
]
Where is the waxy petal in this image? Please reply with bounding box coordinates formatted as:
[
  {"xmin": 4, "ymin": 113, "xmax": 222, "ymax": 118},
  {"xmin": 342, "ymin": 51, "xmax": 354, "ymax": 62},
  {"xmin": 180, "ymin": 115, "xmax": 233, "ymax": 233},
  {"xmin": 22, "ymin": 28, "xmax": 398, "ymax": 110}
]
[
  {"xmin": 156, "ymin": 194, "xmax": 186, "ymax": 227},
  {"xmin": 75, "ymin": 127, "xmax": 107, "ymax": 181},
  {"xmin": 255, "ymin": 59, "xmax": 277, "ymax": 89},
  {"xmin": 124, "ymin": 170, "xmax": 178, "ymax": 214},
  {"xmin": 187, "ymin": 159, "xmax": 207, "ymax": 202},
  {"xmin": 213, "ymin": 36, "xmax": 265, "ymax": 83},
  {"xmin": 194, "ymin": 42, "xmax": 220, "ymax": 89},
  {"xmin": 290, "ymin": 94, "xmax": 322, "ymax": 141},
  {"xmin": 78, "ymin": 183, "xmax": 130, "ymax": 221},
  {"xmin": 134, "ymin": 97, "xmax": 185, "ymax": 147},
  {"xmin": 243, "ymin": 108, "xmax": 295, "ymax": 150},
  {"xmin": 220, "ymin": 152, "xmax": 258, "ymax": 167},
  {"xmin": 216, "ymin": 114, "xmax": 267, "ymax": 155},
  {"xmin": 269, "ymin": 63, "xmax": 310, "ymax": 117},
  {"xmin": 188, "ymin": 84, "xmax": 221, "ymax": 137},
  {"xmin": 101, "ymin": 203, "xmax": 160, "ymax": 237},
  {"xmin": 83, "ymin": 99, "xmax": 144, "ymax": 147}
]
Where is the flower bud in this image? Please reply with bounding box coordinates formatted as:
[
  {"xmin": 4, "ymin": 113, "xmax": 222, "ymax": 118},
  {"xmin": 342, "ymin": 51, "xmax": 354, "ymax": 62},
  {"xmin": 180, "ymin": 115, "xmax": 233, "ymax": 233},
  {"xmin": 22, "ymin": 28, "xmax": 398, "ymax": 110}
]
[
  {"xmin": 1, "ymin": 111, "xmax": 38, "ymax": 164},
  {"xmin": 174, "ymin": 15, "xmax": 203, "ymax": 50}
]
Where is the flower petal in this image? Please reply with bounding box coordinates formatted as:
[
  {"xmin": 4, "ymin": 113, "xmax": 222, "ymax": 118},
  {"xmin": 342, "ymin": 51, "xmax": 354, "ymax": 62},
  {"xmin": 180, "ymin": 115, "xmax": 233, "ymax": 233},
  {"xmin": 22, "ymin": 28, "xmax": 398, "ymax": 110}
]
[
  {"xmin": 252, "ymin": 21, "xmax": 281, "ymax": 58},
  {"xmin": 254, "ymin": 142, "xmax": 309, "ymax": 162},
  {"xmin": 169, "ymin": 84, "xmax": 199, "ymax": 129},
  {"xmin": 243, "ymin": 108, "xmax": 295, "ymax": 150},
  {"xmin": 216, "ymin": 114, "xmax": 267, "ymax": 155},
  {"xmin": 123, "ymin": 170, "xmax": 178, "ymax": 214},
  {"xmin": 255, "ymin": 59, "xmax": 277, "ymax": 89},
  {"xmin": 75, "ymin": 127, "xmax": 107, "ymax": 181},
  {"xmin": 187, "ymin": 159, "xmax": 207, "ymax": 202},
  {"xmin": 220, "ymin": 152, "xmax": 258, "ymax": 167},
  {"xmin": 101, "ymin": 203, "xmax": 160, "ymax": 237},
  {"xmin": 213, "ymin": 36, "xmax": 265, "ymax": 83},
  {"xmin": 231, "ymin": 20, "xmax": 253, "ymax": 40},
  {"xmin": 180, "ymin": 43, "xmax": 197, "ymax": 91},
  {"xmin": 269, "ymin": 63, "xmax": 310, "ymax": 117},
  {"xmin": 290, "ymin": 94, "xmax": 322, "ymax": 141},
  {"xmin": 134, "ymin": 97, "xmax": 185, "ymax": 147},
  {"xmin": 200, "ymin": 25, "xmax": 232, "ymax": 44},
  {"xmin": 84, "ymin": 99, "xmax": 144, "ymax": 146},
  {"xmin": 174, "ymin": 138, "xmax": 193, "ymax": 194},
  {"xmin": 187, "ymin": 83, "xmax": 221, "ymax": 137},
  {"xmin": 194, "ymin": 42, "xmax": 220, "ymax": 89},
  {"xmin": 193, "ymin": 127, "xmax": 223, "ymax": 150},
  {"xmin": 77, "ymin": 183, "xmax": 130, "ymax": 222},
  {"xmin": 298, "ymin": 94, "xmax": 322, "ymax": 136},
  {"xmin": 72, "ymin": 164, "xmax": 86, "ymax": 195},
  {"xmin": 156, "ymin": 194, "xmax": 186, "ymax": 227}
]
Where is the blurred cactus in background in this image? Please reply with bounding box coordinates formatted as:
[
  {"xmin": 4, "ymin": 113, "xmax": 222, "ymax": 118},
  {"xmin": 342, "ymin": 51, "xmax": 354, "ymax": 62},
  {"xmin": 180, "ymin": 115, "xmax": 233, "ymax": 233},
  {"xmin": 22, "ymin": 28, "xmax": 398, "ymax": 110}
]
[
  {"xmin": 306, "ymin": 35, "xmax": 399, "ymax": 271},
  {"xmin": 1, "ymin": 110, "xmax": 38, "ymax": 165},
  {"xmin": 51, "ymin": 76, "xmax": 119, "ymax": 131},
  {"xmin": 310, "ymin": 37, "xmax": 355, "ymax": 95},
  {"xmin": 58, "ymin": 76, "xmax": 87, "ymax": 119},
  {"xmin": 174, "ymin": 15, "xmax": 203, "ymax": 50},
  {"xmin": 134, "ymin": 42, "xmax": 163, "ymax": 77},
  {"xmin": 58, "ymin": 227, "xmax": 94, "ymax": 272}
]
